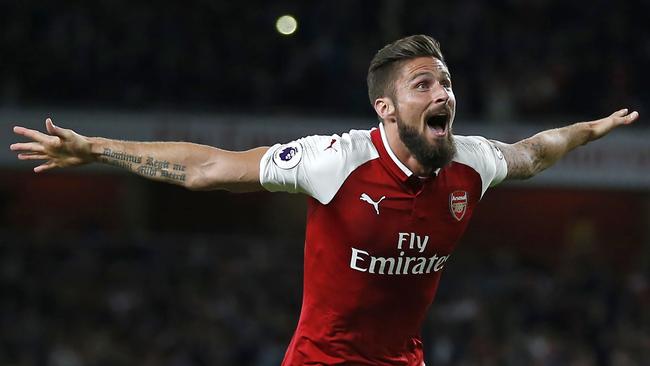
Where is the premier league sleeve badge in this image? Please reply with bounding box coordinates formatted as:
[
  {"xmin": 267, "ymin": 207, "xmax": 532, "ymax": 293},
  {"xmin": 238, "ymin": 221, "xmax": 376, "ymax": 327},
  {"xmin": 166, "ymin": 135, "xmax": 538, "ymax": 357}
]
[{"xmin": 272, "ymin": 142, "xmax": 303, "ymax": 169}]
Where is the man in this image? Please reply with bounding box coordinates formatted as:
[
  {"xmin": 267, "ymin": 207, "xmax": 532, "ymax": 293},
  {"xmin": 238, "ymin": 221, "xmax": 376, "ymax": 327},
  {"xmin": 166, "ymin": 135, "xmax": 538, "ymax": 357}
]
[{"xmin": 10, "ymin": 35, "xmax": 639, "ymax": 365}]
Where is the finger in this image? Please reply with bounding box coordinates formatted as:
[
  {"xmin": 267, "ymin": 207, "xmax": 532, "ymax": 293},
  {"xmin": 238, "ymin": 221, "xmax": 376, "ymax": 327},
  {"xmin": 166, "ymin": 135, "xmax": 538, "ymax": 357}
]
[
  {"xmin": 9, "ymin": 142, "xmax": 45, "ymax": 153},
  {"xmin": 18, "ymin": 153, "xmax": 49, "ymax": 160},
  {"xmin": 622, "ymin": 111, "xmax": 639, "ymax": 124},
  {"xmin": 45, "ymin": 118, "xmax": 72, "ymax": 139},
  {"xmin": 34, "ymin": 161, "xmax": 57, "ymax": 173},
  {"xmin": 45, "ymin": 118, "xmax": 55, "ymax": 134},
  {"xmin": 612, "ymin": 108, "xmax": 628, "ymax": 117},
  {"xmin": 13, "ymin": 126, "xmax": 55, "ymax": 143}
]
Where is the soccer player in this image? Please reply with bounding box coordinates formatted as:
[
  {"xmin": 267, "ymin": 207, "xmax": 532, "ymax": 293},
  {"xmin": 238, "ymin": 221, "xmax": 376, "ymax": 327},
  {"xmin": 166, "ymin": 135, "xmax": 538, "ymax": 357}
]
[{"xmin": 10, "ymin": 35, "xmax": 639, "ymax": 365}]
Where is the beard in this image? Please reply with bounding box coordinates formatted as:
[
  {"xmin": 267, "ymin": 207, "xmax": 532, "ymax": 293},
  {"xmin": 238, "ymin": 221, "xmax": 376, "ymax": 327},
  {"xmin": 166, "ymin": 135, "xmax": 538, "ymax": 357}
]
[{"xmin": 396, "ymin": 114, "xmax": 457, "ymax": 174}]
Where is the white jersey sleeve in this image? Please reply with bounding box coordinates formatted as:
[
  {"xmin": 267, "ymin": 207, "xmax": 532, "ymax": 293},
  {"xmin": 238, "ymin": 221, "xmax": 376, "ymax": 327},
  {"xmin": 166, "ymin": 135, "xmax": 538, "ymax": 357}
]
[
  {"xmin": 259, "ymin": 129, "xmax": 378, "ymax": 205},
  {"xmin": 453, "ymin": 135, "xmax": 508, "ymax": 197}
]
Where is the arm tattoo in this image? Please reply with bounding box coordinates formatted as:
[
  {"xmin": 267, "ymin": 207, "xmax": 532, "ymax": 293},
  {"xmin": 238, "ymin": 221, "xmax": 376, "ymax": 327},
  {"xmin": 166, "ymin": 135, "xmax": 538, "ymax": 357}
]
[
  {"xmin": 161, "ymin": 170, "xmax": 186, "ymax": 182},
  {"xmin": 101, "ymin": 148, "xmax": 142, "ymax": 164},
  {"xmin": 100, "ymin": 148, "xmax": 142, "ymax": 172},
  {"xmin": 519, "ymin": 139, "xmax": 546, "ymax": 177},
  {"xmin": 146, "ymin": 156, "xmax": 169, "ymax": 170},
  {"xmin": 495, "ymin": 123, "xmax": 592, "ymax": 181},
  {"xmin": 493, "ymin": 140, "xmax": 546, "ymax": 180},
  {"xmin": 145, "ymin": 156, "xmax": 186, "ymax": 182},
  {"xmin": 136, "ymin": 165, "xmax": 158, "ymax": 177},
  {"xmin": 99, "ymin": 157, "xmax": 133, "ymax": 171},
  {"xmin": 99, "ymin": 149, "xmax": 186, "ymax": 184}
]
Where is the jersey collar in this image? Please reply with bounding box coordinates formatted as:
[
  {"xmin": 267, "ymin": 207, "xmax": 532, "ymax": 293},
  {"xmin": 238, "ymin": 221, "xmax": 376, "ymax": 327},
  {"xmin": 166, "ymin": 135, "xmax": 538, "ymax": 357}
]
[
  {"xmin": 371, "ymin": 123, "xmax": 415, "ymax": 184},
  {"xmin": 372, "ymin": 123, "xmax": 441, "ymax": 184},
  {"xmin": 378, "ymin": 123, "xmax": 413, "ymax": 178}
]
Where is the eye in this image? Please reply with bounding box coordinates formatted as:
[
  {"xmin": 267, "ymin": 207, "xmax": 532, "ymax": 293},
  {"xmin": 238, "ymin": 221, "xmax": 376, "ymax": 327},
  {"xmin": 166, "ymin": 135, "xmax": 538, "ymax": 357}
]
[
  {"xmin": 415, "ymin": 81, "xmax": 429, "ymax": 90},
  {"xmin": 441, "ymin": 79, "xmax": 453, "ymax": 89}
]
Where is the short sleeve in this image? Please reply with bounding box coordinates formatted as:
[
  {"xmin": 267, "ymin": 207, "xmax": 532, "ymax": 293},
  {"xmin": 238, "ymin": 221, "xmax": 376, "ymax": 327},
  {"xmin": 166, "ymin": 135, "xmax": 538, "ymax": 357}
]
[
  {"xmin": 259, "ymin": 130, "xmax": 379, "ymax": 204},
  {"xmin": 453, "ymin": 135, "xmax": 508, "ymax": 197}
]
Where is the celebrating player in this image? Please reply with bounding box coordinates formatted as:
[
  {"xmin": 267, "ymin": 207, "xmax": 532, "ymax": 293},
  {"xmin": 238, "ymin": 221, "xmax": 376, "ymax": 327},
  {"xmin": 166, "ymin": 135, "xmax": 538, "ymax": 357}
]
[{"xmin": 10, "ymin": 35, "xmax": 639, "ymax": 365}]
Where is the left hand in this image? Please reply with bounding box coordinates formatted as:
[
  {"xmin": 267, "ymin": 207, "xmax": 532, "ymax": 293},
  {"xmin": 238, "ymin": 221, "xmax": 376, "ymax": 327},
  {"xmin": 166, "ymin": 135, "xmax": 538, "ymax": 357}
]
[{"xmin": 589, "ymin": 108, "xmax": 639, "ymax": 141}]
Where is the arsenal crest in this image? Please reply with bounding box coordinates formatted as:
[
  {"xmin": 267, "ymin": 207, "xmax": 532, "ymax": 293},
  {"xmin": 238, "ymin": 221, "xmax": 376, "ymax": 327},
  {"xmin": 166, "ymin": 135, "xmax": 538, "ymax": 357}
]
[{"xmin": 449, "ymin": 191, "xmax": 468, "ymax": 221}]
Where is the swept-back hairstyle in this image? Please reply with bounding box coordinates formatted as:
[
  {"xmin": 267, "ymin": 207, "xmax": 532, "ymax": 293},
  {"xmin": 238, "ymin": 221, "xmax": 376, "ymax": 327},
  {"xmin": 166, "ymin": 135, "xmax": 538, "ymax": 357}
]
[{"xmin": 367, "ymin": 35, "xmax": 445, "ymax": 104}]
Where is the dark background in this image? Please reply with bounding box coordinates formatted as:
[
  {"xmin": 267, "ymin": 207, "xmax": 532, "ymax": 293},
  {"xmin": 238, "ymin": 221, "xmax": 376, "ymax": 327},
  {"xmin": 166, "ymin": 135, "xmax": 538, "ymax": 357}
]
[
  {"xmin": 1, "ymin": 0, "xmax": 648, "ymax": 119},
  {"xmin": 1, "ymin": 1, "xmax": 649, "ymax": 365}
]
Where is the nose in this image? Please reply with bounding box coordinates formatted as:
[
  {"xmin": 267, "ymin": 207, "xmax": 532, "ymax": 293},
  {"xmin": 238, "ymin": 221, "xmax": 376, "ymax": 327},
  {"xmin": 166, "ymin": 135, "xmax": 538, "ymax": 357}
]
[{"xmin": 432, "ymin": 83, "xmax": 449, "ymax": 105}]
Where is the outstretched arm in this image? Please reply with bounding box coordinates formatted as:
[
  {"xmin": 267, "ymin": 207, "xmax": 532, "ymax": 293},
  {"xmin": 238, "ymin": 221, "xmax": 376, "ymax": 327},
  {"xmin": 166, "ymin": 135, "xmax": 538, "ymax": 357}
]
[
  {"xmin": 10, "ymin": 118, "xmax": 268, "ymax": 192},
  {"xmin": 493, "ymin": 109, "xmax": 639, "ymax": 180}
]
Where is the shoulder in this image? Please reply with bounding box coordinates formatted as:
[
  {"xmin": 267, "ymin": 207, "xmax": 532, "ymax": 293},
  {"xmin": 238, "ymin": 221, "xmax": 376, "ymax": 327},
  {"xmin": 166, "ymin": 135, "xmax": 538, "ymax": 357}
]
[
  {"xmin": 454, "ymin": 135, "xmax": 499, "ymax": 156},
  {"xmin": 260, "ymin": 129, "xmax": 379, "ymax": 204},
  {"xmin": 289, "ymin": 129, "xmax": 377, "ymax": 170},
  {"xmin": 264, "ymin": 129, "xmax": 376, "ymax": 167},
  {"xmin": 453, "ymin": 135, "xmax": 504, "ymax": 165},
  {"xmin": 452, "ymin": 135, "xmax": 508, "ymax": 197},
  {"xmin": 302, "ymin": 128, "xmax": 375, "ymax": 155}
]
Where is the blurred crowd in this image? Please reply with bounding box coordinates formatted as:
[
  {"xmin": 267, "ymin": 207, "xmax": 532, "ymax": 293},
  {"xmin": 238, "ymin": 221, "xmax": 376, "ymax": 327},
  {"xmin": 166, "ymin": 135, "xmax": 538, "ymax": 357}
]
[
  {"xmin": 427, "ymin": 249, "xmax": 650, "ymax": 365},
  {"xmin": 0, "ymin": 0, "xmax": 648, "ymax": 120},
  {"xmin": 1, "ymin": 231, "xmax": 648, "ymax": 366},
  {"xmin": 0, "ymin": 232, "xmax": 301, "ymax": 366}
]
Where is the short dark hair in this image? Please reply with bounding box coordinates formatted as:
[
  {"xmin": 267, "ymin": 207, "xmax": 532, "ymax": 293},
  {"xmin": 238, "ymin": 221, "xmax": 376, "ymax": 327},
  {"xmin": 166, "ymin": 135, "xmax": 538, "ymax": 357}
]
[{"xmin": 367, "ymin": 35, "xmax": 445, "ymax": 104}]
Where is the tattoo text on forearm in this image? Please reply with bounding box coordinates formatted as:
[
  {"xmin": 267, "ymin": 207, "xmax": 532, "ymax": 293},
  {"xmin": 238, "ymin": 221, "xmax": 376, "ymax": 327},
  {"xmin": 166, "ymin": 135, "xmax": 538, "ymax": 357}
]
[
  {"xmin": 100, "ymin": 148, "xmax": 142, "ymax": 171},
  {"xmin": 100, "ymin": 148, "xmax": 187, "ymax": 183}
]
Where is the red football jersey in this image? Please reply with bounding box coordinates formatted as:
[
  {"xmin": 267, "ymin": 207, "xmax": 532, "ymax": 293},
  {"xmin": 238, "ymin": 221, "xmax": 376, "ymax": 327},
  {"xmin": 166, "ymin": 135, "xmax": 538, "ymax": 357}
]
[{"xmin": 260, "ymin": 124, "xmax": 507, "ymax": 365}]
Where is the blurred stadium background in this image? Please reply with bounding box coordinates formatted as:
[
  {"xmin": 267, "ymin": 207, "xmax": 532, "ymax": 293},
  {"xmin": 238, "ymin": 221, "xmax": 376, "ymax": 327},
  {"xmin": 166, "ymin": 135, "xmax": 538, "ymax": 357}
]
[{"xmin": 1, "ymin": 1, "xmax": 649, "ymax": 365}]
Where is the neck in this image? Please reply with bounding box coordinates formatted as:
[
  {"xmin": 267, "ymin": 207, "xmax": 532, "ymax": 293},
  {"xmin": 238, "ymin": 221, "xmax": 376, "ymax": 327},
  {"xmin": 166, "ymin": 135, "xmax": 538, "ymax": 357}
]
[{"xmin": 383, "ymin": 121, "xmax": 436, "ymax": 177}]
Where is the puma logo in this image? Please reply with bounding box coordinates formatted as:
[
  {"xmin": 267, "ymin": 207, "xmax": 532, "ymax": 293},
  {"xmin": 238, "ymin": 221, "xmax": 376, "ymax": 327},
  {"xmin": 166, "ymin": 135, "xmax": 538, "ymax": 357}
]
[
  {"xmin": 324, "ymin": 138, "xmax": 338, "ymax": 152},
  {"xmin": 360, "ymin": 193, "xmax": 386, "ymax": 215}
]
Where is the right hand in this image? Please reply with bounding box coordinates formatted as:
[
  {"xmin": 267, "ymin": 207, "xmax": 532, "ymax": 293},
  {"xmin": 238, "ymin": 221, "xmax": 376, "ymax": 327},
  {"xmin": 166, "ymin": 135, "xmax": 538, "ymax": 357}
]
[{"xmin": 10, "ymin": 118, "xmax": 93, "ymax": 172}]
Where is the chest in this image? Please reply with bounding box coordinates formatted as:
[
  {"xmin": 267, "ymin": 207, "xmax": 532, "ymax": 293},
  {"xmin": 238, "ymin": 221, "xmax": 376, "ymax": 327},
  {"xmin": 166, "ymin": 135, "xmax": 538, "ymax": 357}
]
[{"xmin": 308, "ymin": 161, "xmax": 482, "ymax": 258}]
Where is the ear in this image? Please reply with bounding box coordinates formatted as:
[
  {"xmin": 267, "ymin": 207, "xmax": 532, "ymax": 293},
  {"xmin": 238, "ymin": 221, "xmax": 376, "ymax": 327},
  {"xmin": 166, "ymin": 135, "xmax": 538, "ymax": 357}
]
[{"xmin": 373, "ymin": 97, "xmax": 396, "ymax": 122}]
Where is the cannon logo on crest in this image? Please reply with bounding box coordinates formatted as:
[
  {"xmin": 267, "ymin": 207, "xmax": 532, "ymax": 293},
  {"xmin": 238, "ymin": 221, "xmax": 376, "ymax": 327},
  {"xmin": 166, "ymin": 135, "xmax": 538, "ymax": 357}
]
[{"xmin": 449, "ymin": 190, "xmax": 468, "ymax": 221}]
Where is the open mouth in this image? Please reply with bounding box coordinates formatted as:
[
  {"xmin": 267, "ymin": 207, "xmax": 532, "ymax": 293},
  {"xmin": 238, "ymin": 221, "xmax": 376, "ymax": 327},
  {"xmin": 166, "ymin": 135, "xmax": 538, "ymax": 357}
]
[{"xmin": 425, "ymin": 113, "xmax": 449, "ymax": 136}]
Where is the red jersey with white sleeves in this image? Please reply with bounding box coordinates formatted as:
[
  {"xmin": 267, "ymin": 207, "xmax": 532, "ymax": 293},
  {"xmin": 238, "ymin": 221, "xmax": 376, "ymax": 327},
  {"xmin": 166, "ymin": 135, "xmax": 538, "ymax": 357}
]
[{"xmin": 259, "ymin": 124, "xmax": 507, "ymax": 365}]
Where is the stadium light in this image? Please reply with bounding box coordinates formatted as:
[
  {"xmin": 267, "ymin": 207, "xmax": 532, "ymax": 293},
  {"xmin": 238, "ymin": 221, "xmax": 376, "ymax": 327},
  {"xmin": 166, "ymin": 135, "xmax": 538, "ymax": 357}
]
[{"xmin": 276, "ymin": 15, "xmax": 298, "ymax": 36}]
